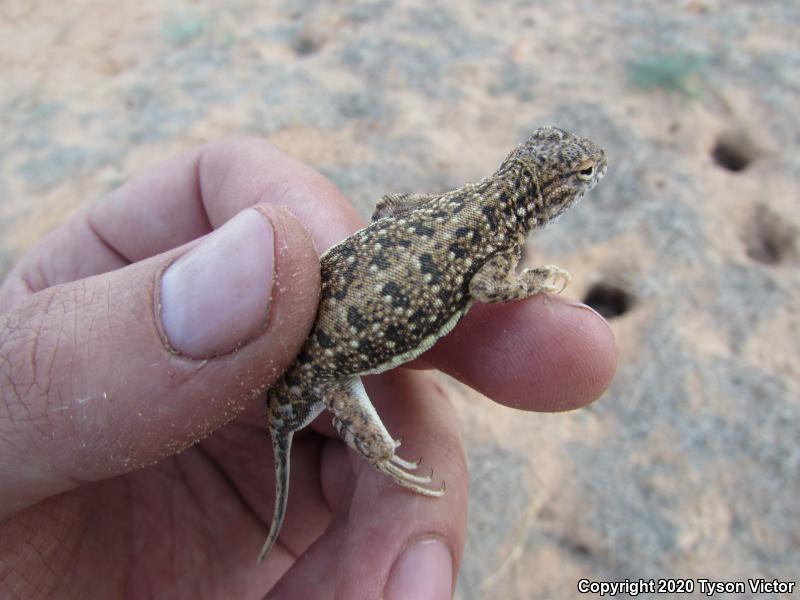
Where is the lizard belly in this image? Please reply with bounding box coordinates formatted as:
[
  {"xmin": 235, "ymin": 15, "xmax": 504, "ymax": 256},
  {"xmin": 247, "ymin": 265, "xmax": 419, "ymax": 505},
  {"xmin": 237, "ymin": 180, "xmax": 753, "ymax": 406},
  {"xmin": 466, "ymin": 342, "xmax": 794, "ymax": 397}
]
[
  {"xmin": 303, "ymin": 193, "xmax": 500, "ymax": 379},
  {"xmin": 309, "ymin": 238, "xmax": 483, "ymax": 376},
  {"xmin": 359, "ymin": 299, "xmax": 474, "ymax": 376}
]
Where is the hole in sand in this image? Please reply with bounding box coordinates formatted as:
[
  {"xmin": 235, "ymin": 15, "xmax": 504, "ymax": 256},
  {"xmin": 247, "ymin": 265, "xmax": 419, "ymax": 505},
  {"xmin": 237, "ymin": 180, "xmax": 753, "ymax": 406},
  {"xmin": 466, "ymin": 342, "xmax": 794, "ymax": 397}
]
[
  {"xmin": 292, "ymin": 32, "xmax": 323, "ymax": 56},
  {"xmin": 712, "ymin": 130, "xmax": 757, "ymax": 172},
  {"xmin": 744, "ymin": 204, "xmax": 798, "ymax": 266},
  {"xmin": 583, "ymin": 283, "xmax": 634, "ymax": 319}
]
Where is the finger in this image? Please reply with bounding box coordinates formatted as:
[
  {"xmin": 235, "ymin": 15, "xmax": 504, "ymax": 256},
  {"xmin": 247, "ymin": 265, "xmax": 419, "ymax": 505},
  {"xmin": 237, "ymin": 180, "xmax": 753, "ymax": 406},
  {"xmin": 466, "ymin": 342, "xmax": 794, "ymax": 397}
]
[
  {"xmin": 415, "ymin": 295, "xmax": 618, "ymax": 412},
  {"xmin": 89, "ymin": 136, "xmax": 360, "ymax": 260},
  {"xmin": 327, "ymin": 371, "xmax": 467, "ymax": 600},
  {"xmin": 265, "ymin": 512, "xmax": 348, "ymax": 599},
  {"xmin": 0, "ymin": 137, "xmax": 361, "ymax": 310},
  {"xmin": 195, "ymin": 420, "xmax": 339, "ymax": 569},
  {"xmin": 140, "ymin": 427, "xmax": 337, "ymax": 594},
  {"xmin": 296, "ymin": 294, "xmax": 616, "ymax": 441},
  {"xmin": 0, "ymin": 205, "xmax": 319, "ymax": 519}
]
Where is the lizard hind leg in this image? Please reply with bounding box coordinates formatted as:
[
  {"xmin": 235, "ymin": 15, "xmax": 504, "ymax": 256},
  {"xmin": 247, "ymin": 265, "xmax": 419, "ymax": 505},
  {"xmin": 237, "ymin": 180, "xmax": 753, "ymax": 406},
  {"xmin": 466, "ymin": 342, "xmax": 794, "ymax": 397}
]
[
  {"xmin": 258, "ymin": 428, "xmax": 294, "ymax": 564},
  {"xmin": 325, "ymin": 377, "xmax": 445, "ymax": 497}
]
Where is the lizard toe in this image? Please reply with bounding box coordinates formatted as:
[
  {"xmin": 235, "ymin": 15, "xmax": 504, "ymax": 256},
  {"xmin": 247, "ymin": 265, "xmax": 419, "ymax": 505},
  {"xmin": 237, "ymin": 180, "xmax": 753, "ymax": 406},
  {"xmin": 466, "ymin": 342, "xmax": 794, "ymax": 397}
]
[
  {"xmin": 375, "ymin": 460, "xmax": 446, "ymax": 497},
  {"xmin": 391, "ymin": 454, "xmax": 422, "ymax": 469}
]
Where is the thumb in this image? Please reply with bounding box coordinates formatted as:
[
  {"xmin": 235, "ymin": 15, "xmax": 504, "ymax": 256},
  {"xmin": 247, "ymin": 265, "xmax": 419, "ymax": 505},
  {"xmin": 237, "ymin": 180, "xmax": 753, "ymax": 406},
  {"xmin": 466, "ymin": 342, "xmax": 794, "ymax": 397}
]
[{"xmin": 0, "ymin": 205, "xmax": 320, "ymax": 519}]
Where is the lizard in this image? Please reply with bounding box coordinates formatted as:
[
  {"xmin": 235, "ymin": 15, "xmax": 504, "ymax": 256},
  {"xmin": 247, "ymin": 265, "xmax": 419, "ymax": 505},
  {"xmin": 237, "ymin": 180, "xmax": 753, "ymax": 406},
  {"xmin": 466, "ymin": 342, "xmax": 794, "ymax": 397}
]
[{"xmin": 258, "ymin": 126, "xmax": 607, "ymax": 562}]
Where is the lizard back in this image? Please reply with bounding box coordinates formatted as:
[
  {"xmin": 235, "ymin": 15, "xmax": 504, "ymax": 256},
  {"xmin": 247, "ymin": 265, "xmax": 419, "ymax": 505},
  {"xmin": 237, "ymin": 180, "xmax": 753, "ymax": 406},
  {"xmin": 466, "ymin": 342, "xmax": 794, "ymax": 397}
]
[{"xmin": 294, "ymin": 178, "xmax": 524, "ymax": 380}]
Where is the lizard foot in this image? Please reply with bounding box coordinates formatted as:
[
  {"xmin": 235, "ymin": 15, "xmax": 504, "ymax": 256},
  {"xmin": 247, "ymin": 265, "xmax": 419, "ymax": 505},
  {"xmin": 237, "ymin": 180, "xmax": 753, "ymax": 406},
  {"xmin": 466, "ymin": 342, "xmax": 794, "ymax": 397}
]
[
  {"xmin": 537, "ymin": 265, "xmax": 572, "ymax": 294},
  {"xmin": 391, "ymin": 439, "xmax": 421, "ymax": 469},
  {"xmin": 471, "ymin": 254, "xmax": 573, "ymax": 302},
  {"xmin": 326, "ymin": 377, "xmax": 446, "ymax": 497},
  {"xmin": 376, "ymin": 459, "xmax": 446, "ymax": 497}
]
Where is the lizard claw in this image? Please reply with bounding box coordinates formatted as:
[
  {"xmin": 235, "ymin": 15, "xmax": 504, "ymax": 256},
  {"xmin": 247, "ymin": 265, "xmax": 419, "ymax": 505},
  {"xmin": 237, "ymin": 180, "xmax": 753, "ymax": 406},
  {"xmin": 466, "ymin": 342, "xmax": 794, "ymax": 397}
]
[
  {"xmin": 376, "ymin": 460, "xmax": 446, "ymax": 497},
  {"xmin": 384, "ymin": 461, "xmax": 433, "ymax": 484},
  {"xmin": 542, "ymin": 265, "xmax": 571, "ymax": 294}
]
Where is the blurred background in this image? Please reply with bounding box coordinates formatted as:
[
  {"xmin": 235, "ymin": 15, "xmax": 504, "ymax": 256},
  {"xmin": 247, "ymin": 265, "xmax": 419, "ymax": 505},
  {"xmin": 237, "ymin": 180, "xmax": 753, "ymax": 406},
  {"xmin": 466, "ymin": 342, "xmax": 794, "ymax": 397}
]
[{"xmin": 1, "ymin": 1, "xmax": 798, "ymax": 597}]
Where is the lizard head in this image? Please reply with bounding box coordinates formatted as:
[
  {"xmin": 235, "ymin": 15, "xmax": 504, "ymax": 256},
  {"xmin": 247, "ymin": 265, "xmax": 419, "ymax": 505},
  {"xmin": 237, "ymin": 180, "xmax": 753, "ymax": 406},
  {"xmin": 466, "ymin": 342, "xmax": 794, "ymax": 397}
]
[{"xmin": 502, "ymin": 127, "xmax": 607, "ymax": 225}]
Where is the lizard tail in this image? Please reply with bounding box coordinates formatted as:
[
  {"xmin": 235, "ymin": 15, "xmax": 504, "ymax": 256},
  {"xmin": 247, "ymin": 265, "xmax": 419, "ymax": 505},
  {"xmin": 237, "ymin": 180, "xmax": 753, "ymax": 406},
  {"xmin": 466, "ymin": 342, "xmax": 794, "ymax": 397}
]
[{"xmin": 258, "ymin": 428, "xmax": 294, "ymax": 564}]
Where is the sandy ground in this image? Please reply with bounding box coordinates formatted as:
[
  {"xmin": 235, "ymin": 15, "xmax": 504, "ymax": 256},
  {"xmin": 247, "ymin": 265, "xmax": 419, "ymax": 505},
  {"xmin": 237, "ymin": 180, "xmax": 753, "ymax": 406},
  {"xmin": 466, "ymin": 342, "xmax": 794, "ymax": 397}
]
[{"xmin": 1, "ymin": 1, "xmax": 798, "ymax": 598}]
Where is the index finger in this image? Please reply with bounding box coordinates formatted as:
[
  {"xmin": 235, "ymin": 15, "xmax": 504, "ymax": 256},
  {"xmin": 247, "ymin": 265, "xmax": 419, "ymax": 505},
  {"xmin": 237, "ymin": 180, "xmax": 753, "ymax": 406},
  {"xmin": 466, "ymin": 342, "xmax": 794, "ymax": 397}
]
[
  {"xmin": 1, "ymin": 137, "xmax": 362, "ymax": 306},
  {"xmin": 91, "ymin": 137, "xmax": 361, "ymax": 262},
  {"xmin": 418, "ymin": 296, "xmax": 617, "ymax": 412}
]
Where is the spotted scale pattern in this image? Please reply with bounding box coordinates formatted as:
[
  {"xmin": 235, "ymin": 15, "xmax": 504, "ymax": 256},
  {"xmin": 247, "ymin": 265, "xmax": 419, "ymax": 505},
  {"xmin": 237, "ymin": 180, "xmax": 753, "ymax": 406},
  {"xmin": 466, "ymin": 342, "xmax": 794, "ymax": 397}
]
[{"xmin": 258, "ymin": 127, "xmax": 608, "ymax": 563}]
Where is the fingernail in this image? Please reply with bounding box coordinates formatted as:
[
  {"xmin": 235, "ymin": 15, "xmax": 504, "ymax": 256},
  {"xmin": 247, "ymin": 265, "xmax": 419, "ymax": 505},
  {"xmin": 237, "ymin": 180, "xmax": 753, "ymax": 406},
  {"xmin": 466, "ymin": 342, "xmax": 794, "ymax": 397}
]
[
  {"xmin": 384, "ymin": 538, "xmax": 453, "ymax": 600},
  {"xmin": 557, "ymin": 296, "xmax": 616, "ymax": 332},
  {"xmin": 160, "ymin": 208, "xmax": 274, "ymax": 357}
]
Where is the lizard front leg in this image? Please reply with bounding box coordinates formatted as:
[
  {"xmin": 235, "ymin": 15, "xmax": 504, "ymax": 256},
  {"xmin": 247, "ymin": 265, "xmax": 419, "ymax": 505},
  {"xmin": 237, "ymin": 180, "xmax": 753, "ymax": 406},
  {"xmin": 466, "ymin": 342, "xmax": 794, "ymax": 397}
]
[
  {"xmin": 323, "ymin": 376, "xmax": 445, "ymax": 497},
  {"xmin": 371, "ymin": 192, "xmax": 435, "ymax": 221},
  {"xmin": 469, "ymin": 249, "xmax": 571, "ymax": 303}
]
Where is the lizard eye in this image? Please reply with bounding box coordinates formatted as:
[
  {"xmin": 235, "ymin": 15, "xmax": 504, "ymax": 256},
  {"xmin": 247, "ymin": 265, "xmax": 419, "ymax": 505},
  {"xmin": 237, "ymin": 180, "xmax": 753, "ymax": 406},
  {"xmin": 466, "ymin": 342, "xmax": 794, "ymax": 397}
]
[{"xmin": 576, "ymin": 162, "xmax": 595, "ymax": 181}]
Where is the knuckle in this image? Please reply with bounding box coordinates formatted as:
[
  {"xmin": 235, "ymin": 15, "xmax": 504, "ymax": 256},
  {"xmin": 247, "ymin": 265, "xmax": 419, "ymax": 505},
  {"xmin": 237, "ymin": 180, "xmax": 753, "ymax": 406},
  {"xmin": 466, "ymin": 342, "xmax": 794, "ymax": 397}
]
[{"xmin": 0, "ymin": 287, "xmax": 80, "ymax": 440}]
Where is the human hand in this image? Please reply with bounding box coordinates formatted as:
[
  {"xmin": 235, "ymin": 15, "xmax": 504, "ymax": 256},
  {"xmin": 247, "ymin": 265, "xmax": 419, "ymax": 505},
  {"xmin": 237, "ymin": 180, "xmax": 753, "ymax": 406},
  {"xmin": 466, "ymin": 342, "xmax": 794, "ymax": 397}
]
[{"xmin": 0, "ymin": 139, "xmax": 616, "ymax": 599}]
